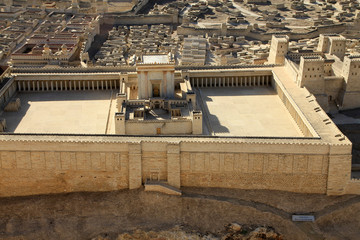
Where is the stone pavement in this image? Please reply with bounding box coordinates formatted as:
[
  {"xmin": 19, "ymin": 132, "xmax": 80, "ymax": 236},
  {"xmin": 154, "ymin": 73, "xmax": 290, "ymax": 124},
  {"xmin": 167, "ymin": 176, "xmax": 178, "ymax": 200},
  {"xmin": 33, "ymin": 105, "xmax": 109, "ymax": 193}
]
[
  {"xmin": 199, "ymin": 87, "xmax": 303, "ymax": 137},
  {"xmin": 1, "ymin": 91, "xmax": 113, "ymax": 134}
]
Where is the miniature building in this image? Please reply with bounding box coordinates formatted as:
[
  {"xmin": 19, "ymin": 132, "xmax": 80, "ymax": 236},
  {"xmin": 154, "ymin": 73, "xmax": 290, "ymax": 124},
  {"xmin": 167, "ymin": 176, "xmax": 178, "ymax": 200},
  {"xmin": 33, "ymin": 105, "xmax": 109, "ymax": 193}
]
[
  {"xmin": 317, "ymin": 34, "xmax": 346, "ymax": 60},
  {"xmin": 268, "ymin": 35, "xmax": 289, "ymax": 65},
  {"xmin": 181, "ymin": 36, "xmax": 207, "ymax": 65},
  {"xmin": 114, "ymin": 54, "xmax": 202, "ymax": 135},
  {"xmin": 340, "ymin": 55, "xmax": 360, "ymax": 109}
]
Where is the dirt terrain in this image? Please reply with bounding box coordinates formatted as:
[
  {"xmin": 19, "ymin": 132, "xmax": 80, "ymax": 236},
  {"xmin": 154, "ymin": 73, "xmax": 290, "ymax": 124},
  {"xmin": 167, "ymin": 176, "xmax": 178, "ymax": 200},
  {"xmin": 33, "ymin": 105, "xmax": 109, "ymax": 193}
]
[{"xmin": 0, "ymin": 188, "xmax": 359, "ymax": 240}]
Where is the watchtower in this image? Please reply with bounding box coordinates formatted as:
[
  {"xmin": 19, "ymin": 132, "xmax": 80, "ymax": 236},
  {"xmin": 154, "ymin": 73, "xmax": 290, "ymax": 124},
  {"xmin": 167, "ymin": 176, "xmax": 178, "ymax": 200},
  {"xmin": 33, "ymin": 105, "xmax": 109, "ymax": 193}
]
[
  {"xmin": 317, "ymin": 34, "xmax": 346, "ymax": 60},
  {"xmin": 268, "ymin": 35, "xmax": 289, "ymax": 65},
  {"xmin": 297, "ymin": 56, "xmax": 325, "ymax": 94},
  {"xmin": 340, "ymin": 55, "xmax": 360, "ymax": 109}
]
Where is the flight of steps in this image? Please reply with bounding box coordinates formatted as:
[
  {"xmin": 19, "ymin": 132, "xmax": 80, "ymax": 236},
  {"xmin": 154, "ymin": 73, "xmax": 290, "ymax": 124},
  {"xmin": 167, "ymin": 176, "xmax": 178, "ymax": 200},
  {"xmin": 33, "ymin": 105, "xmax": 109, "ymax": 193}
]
[{"xmin": 144, "ymin": 180, "xmax": 182, "ymax": 196}]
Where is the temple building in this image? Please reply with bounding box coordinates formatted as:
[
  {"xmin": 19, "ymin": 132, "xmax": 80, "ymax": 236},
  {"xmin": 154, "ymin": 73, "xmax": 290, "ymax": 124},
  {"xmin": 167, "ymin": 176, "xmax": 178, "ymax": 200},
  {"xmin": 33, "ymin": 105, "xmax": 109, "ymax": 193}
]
[{"xmin": 114, "ymin": 54, "xmax": 202, "ymax": 135}]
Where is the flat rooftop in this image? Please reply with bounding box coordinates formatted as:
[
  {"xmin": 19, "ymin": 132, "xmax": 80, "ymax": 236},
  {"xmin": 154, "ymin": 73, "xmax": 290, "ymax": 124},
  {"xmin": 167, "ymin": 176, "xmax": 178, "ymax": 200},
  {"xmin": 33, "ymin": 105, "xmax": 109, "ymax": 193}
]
[
  {"xmin": 200, "ymin": 87, "xmax": 303, "ymax": 137},
  {"xmin": 142, "ymin": 55, "xmax": 169, "ymax": 64},
  {"xmin": 1, "ymin": 91, "xmax": 114, "ymax": 134}
]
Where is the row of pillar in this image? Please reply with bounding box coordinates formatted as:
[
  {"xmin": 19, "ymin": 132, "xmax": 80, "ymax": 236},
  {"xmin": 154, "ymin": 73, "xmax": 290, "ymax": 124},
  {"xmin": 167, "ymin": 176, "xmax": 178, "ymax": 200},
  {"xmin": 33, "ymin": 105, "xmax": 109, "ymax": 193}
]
[
  {"xmin": 0, "ymin": 82, "xmax": 16, "ymax": 109},
  {"xmin": 190, "ymin": 75, "xmax": 272, "ymax": 88},
  {"xmin": 17, "ymin": 80, "xmax": 119, "ymax": 92}
]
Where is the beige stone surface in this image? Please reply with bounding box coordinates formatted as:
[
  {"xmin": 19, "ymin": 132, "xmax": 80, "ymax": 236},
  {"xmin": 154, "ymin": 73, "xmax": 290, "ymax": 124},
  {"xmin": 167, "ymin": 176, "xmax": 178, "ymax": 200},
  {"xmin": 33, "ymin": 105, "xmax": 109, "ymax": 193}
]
[
  {"xmin": 200, "ymin": 87, "xmax": 303, "ymax": 137},
  {"xmin": 1, "ymin": 91, "xmax": 113, "ymax": 134}
]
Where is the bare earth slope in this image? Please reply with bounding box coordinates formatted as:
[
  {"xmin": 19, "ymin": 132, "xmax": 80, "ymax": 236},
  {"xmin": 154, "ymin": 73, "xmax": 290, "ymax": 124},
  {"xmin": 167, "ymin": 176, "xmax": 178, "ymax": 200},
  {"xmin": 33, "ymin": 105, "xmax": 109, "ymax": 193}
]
[{"xmin": 0, "ymin": 188, "xmax": 359, "ymax": 240}]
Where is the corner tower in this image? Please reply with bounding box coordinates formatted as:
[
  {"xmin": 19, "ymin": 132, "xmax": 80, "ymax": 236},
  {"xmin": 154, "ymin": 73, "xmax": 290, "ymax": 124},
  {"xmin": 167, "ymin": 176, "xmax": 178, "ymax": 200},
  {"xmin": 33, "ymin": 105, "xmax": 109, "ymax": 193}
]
[
  {"xmin": 297, "ymin": 56, "xmax": 328, "ymax": 111},
  {"xmin": 340, "ymin": 55, "xmax": 360, "ymax": 109},
  {"xmin": 268, "ymin": 35, "xmax": 289, "ymax": 65}
]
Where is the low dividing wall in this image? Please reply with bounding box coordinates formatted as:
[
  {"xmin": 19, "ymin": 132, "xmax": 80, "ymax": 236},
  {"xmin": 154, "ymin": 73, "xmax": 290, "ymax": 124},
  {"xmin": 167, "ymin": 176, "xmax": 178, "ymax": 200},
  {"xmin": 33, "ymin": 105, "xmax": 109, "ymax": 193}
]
[{"xmin": 0, "ymin": 134, "xmax": 352, "ymax": 197}]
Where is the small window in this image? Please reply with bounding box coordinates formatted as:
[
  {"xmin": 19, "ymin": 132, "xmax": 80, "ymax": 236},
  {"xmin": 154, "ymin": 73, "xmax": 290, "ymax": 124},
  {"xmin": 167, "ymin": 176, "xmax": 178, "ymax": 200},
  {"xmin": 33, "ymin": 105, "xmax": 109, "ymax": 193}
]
[{"xmin": 156, "ymin": 128, "xmax": 161, "ymax": 134}]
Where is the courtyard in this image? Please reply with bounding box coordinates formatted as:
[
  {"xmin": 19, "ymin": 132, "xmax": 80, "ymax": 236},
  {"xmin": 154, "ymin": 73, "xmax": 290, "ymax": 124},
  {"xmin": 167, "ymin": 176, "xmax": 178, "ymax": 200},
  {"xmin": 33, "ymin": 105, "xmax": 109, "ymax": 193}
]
[
  {"xmin": 199, "ymin": 87, "xmax": 303, "ymax": 137},
  {"xmin": 0, "ymin": 91, "xmax": 115, "ymax": 134}
]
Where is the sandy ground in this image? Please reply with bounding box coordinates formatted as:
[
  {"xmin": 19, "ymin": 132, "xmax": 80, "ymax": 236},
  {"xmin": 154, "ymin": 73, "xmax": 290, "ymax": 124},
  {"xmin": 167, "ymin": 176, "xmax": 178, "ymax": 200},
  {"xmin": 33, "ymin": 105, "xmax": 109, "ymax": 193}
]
[{"xmin": 0, "ymin": 188, "xmax": 359, "ymax": 240}]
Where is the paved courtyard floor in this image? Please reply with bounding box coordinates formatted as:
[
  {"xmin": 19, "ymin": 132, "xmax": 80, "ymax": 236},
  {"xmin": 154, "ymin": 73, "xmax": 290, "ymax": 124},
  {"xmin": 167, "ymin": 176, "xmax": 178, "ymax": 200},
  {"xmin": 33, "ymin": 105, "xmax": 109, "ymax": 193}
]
[
  {"xmin": 1, "ymin": 91, "xmax": 114, "ymax": 134},
  {"xmin": 199, "ymin": 87, "xmax": 303, "ymax": 137}
]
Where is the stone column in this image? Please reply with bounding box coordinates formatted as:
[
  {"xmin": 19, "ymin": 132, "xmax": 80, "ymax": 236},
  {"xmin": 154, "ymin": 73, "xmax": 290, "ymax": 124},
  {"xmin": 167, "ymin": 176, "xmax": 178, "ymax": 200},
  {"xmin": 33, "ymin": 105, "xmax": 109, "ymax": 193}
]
[
  {"xmin": 231, "ymin": 77, "xmax": 234, "ymax": 87},
  {"xmin": 145, "ymin": 71, "xmax": 150, "ymax": 98},
  {"xmin": 92, "ymin": 81, "xmax": 94, "ymax": 90},
  {"xmin": 196, "ymin": 78, "xmax": 199, "ymax": 88},
  {"xmin": 105, "ymin": 81, "xmax": 108, "ymax": 90},
  {"xmin": 60, "ymin": 81, "xmax": 63, "ymax": 91},
  {"xmin": 167, "ymin": 143, "xmax": 181, "ymax": 188},
  {"xmin": 65, "ymin": 81, "xmax": 67, "ymax": 90},
  {"xmin": 138, "ymin": 71, "xmax": 145, "ymax": 99},
  {"xmin": 17, "ymin": 82, "xmax": 21, "ymax": 91},
  {"xmin": 128, "ymin": 143, "xmax": 142, "ymax": 189},
  {"xmin": 166, "ymin": 71, "xmax": 174, "ymax": 98}
]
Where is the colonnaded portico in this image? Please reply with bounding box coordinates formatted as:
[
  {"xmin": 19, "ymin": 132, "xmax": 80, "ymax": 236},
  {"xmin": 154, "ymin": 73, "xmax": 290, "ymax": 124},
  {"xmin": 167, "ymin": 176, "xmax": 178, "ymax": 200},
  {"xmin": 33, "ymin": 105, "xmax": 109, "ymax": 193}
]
[{"xmin": 189, "ymin": 74, "xmax": 272, "ymax": 88}]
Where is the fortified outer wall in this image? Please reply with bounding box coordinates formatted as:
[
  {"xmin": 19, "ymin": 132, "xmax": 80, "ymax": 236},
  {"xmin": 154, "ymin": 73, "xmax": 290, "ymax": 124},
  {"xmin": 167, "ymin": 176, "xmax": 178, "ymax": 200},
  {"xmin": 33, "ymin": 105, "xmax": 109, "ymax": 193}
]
[
  {"xmin": 272, "ymin": 72, "xmax": 317, "ymax": 138},
  {"xmin": 177, "ymin": 24, "xmax": 346, "ymax": 41},
  {"xmin": 0, "ymin": 135, "xmax": 351, "ymax": 197},
  {"xmin": 103, "ymin": 14, "xmax": 178, "ymax": 26}
]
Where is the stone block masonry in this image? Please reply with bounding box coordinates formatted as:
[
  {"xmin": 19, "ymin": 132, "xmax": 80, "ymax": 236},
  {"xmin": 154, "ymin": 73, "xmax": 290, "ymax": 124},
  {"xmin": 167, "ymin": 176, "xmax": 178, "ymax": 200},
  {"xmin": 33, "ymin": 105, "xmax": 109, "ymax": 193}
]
[{"xmin": 0, "ymin": 134, "xmax": 354, "ymax": 197}]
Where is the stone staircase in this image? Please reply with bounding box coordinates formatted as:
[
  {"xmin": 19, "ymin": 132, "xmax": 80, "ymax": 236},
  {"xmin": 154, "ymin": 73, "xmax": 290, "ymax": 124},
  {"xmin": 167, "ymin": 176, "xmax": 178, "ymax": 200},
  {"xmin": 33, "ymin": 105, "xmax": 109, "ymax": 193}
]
[{"xmin": 144, "ymin": 180, "xmax": 182, "ymax": 196}]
